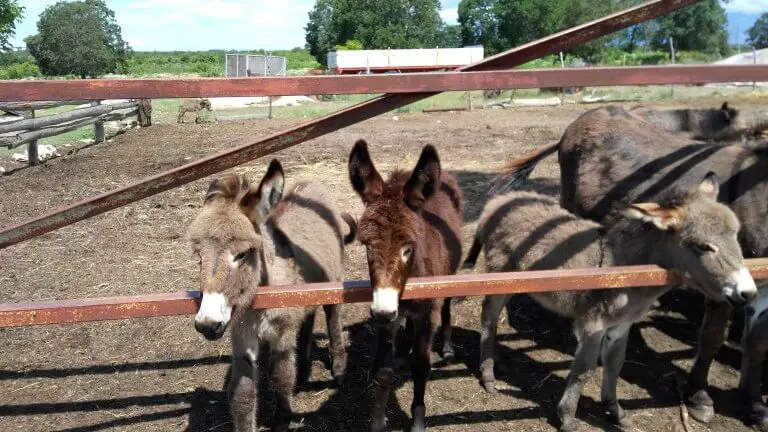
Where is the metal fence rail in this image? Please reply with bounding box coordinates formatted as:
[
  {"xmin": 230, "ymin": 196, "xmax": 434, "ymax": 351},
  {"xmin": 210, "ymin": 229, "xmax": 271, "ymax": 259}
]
[
  {"xmin": 0, "ymin": 0, "xmax": 712, "ymax": 250},
  {"xmin": 1, "ymin": 65, "xmax": 765, "ymax": 101},
  {"xmin": 4, "ymin": 259, "xmax": 768, "ymax": 328}
]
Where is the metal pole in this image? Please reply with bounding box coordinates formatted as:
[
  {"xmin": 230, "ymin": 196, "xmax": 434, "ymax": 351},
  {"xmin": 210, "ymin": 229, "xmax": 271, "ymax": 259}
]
[
  {"xmin": 754, "ymin": 46, "xmax": 758, "ymax": 91},
  {"xmin": 559, "ymin": 51, "xmax": 566, "ymax": 104},
  {"xmin": 27, "ymin": 109, "xmax": 38, "ymax": 167},
  {"xmin": 669, "ymin": 37, "xmax": 675, "ymax": 97}
]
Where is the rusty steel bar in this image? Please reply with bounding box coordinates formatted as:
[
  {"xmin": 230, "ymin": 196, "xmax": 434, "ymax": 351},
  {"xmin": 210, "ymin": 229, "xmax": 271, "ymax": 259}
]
[
  {"xmin": 2, "ymin": 65, "xmax": 765, "ymax": 101},
  {"xmin": 3, "ymin": 258, "xmax": 768, "ymax": 328},
  {"xmin": 0, "ymin": 0, "xmax": 703, "ymax": 250}
]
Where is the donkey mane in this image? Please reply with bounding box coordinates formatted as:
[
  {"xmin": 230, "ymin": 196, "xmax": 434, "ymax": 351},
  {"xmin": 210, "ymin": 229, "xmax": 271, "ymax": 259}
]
[{"xmin": 204, "ymin": 174, "xmax": 250, "ymax": 203}]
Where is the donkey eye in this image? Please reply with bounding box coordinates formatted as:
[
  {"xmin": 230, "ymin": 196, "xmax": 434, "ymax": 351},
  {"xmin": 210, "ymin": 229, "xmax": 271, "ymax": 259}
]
[
  {"xmin": 690, "ymin": 242, "xmax": 718, "ymax": 255},
  {"xmin": 233, "ymin": 249, "xmax": 251, "ymax": 263},
  {"xmin": 401, "ymin": 244, "xmax": 413, "ymax": 261}
]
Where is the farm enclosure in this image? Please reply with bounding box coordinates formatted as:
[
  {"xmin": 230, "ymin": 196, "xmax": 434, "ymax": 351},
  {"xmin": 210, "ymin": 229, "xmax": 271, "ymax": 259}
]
[{"xmin": 1, "ymin": 95, "xmax": 767, "ymax": 431}]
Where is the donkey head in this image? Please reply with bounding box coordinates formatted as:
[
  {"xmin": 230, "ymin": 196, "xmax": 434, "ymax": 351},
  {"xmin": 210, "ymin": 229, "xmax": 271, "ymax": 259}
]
[
  {"xmin": 621, "ymin": 172, "xmax": 757, "ymax": 305},
  {"xmin": 200, "ymin": 98, "xmax": 212, "ymax": 111},
  {"xmin": 187, "ymin": 160, "xmax": 285, "ymax": 340},
  {"xmin": 348, "ymin": 139, "xmax": 441, "ymax": 324}
]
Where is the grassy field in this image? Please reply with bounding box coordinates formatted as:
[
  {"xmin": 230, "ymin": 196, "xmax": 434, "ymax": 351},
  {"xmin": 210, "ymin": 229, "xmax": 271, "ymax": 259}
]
[{"xmin": 2, "ymin": 84, "xmax": 763, "ymax": 161}]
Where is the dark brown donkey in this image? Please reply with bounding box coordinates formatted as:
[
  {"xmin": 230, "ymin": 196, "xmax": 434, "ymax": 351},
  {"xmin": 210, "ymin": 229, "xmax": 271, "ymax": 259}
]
[
  {"xmin": 348, "ymin": 139, "xmax": 463, "ymax": 432},
  {"xmin": 489, "ymin": 105, "xmax": 768, "ymax": 428}
]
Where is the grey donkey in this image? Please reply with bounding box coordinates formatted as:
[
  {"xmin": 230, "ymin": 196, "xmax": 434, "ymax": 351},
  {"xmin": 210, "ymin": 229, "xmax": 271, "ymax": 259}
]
[
  {"xmin": 188, "ymin": 160, "xmax": 355, "ymax": 432},
  {"xmin": 463, "ymin": 173, "xmax": 757, "ymax": 432},
  {"xmin": 178, "ymin": 97, "xmax": 212, "ymax": 123}
]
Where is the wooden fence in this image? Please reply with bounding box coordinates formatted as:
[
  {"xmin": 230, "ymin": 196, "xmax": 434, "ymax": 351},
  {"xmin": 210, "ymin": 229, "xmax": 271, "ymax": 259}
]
[
  {"xmin": 1, "ymin": 0, "xmax": 767, "ymax": 327},
  {"xmin": 0, "ymin": 99, "xmax": 152, "ymax": 166}
]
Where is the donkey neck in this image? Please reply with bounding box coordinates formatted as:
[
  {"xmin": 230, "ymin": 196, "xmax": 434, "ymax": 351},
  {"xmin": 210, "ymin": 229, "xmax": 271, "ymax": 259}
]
[{"xmin": 603, "ymin": 220, "xmax": 675, "ymax": 269}]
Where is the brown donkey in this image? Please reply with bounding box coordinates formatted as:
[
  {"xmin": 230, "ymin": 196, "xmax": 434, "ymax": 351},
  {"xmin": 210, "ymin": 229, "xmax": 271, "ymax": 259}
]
[
  {"xmin": 188, "ymin": 160, "xmax": 353, "ymax": 432},
  {"xmin": 348, "ymin": 140, "xmax": 463, "ymax": 432}
]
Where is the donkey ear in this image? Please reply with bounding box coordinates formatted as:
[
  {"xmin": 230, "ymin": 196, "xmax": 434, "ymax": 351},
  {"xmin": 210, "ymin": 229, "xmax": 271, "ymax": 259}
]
[
  {"xmin": 697, "ymin": 171, "xmax": 719, "ymax": 199},
  {"xmin": 403, "ymin": 145, "xmax": 441, "ymax": 211},
  {"xmin": 241, "ymin": 159, "xmax": 285, "ymax": 221},
  {"xmin": 622, "ymin": 202, "xmax": 685, "ymax": 231},
  {"xmin": 348, "ymin": 139, "xmax": 383, "ymax": 205}
]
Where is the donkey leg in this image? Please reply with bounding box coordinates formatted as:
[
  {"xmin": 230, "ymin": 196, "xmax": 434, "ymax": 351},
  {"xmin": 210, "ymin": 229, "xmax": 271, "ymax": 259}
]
[
  {"xmin": 410, "ymin": 306, "xmax": 439, "ymax": 432},
  {"xmin": 441, "ymin": 298, "xmax": 454, "ymax": 362},
  {"xmin": 371, "ymin": 324, "xmax": 397, "ymax": 432},
  {"xmin": 269, "ymin": 348, "xmax": 297, "ymax": 432},
  {"xmin": 394, "ymin": 316, "xmax": 413, "ymax": 371},
  {"xmin": 296, "ymin": 310, "xmax": 316, "ymax": 386},
  {"xmin": 600, "ymin": 323, "xmax": 632, "ymax": 426},
  {"xmin": 740, "ymin": 302, "xmax": 768, "ymax": 431},
  {"xmin": 323, "ymin": 304, "xmax": 348, "ymax": 386},
  {"xmin": 229, "ymin": 338, "xmax": 259, "ymax": 432},
  {"xmin": 479, "ymin": 294, "xmax": 511, "ymax": 393},
  {"xmin": 558, "ymin": 329, "xmax": 604, "ymax": 432},
  {"xmin": 685, "ymin": 298, "xmax": 732, "ymax": 423}
]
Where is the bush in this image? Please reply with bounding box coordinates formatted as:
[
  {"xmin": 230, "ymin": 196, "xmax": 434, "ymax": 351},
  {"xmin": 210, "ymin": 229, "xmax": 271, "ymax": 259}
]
[{"xmin": 0, "ymin": 62, "xmax": 41, "ymax": 79}]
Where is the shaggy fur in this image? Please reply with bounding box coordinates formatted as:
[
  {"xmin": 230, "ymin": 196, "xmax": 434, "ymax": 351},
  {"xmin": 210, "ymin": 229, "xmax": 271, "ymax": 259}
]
[
  {"xmin": 465, "ymin": 179, "xmax": 755, "ymax": 432},
  {"xmin": 188, "ymin": 162, "xmax": 353, "ymax": 432},
  {"xmin": 487, "ymin": 104, "xmax": 768, "ymax": 426},
  {"xmin": 178, "ymin": 98, "xmax": 212, "ymax": 123},
  {"xmin": 348, "ymin": 139, "xmax": 463, "ymax": 432}
]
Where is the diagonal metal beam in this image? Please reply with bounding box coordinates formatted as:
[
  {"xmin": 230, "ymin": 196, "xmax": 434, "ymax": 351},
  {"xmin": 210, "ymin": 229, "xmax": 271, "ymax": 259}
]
[
  {"xmin": 3, "ymin": 258, "xmax": 767, "ymax": 328},
  {"xmin": 0, "ymin": 0, "xmax": 703, "ymax": 250},
  {"xmin": 1, "ymin": 65, "xmax": 765, "ymax": 101}
]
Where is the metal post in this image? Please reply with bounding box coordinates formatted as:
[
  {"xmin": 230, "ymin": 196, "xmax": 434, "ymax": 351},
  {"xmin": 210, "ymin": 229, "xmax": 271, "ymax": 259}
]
[
  {"xmin": 27, "ymin": 109, "xmax": 38, "ymax": 167},
  {"xmin": 559, "ymin": 51, "xmax": 566, "ymax": 105},
  {"xmin": 92, "ymin": 101, "xmax": 105, "ymax": 143},
  {"xmin": 754, "ymin": 46, "xmax": 758, "ymax": 91},
  {"xmin": 669, "ymin": 37, "xmax": 675, "ymax": 97}
]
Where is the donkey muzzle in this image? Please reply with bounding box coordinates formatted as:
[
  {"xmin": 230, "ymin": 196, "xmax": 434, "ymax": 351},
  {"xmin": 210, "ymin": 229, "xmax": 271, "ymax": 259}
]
[
  {"xmin": 371, "ymin": 287, "xmax": 400, "ymax": 325},
  {"xmin": 194, "ymin": 292, "xmax": 232, "ymax": 340},
  {"xmin": 723, "ymin": 267, "xmax": 758, "ymax": 305}
]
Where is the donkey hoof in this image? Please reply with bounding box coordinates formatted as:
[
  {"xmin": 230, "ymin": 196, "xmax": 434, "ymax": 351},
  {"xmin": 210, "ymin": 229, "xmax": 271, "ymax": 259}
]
[
  {"xmin": 558, "ymin": 418, "xmax": 579, "ymax": 432},
  {"xmin": 332, "ymin": 372, "xmax": 345, "ymax": 387},
  {"xmin": 411, "ymin": 405, "xmax": 426, "ymax": 432},
  {"xmin": 685, "ymin": 390, "xmax": 714, "ymax": 423},
  {"xmin": 370, "ymin": 415, "xmax": 388, "ymax": 432},
  {"xmin": 602, "ymin": 400, "xmax": 627, "ymax": 425},
  {"xmin": 748, "ymin": 402, "xmax": 768, "ymax": 432},
  {"xmin": 481, "ymin": 379, "xmax": 498, "ymax": 393},
  {"xmin": 442, "ymin": 348, "xmax": 455, "ymax": 363}
]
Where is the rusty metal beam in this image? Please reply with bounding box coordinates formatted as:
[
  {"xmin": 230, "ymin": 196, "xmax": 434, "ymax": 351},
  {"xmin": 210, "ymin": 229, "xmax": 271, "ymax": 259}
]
[
  {"xmin": 0, "ymin": 0, "xmax": 703, "ymax": 250},
  {"xmin": 2, "ymin": 258, "xmax": 767, "ymax": 328},
  {"xmin": 2, "ymin": 65, "xmax": 765, "ymax": 101}
]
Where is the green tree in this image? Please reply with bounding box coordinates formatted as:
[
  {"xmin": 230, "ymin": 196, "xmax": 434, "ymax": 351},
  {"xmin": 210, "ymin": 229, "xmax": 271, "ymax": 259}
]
[
  {"xmin": 649, "ymin": 0, "xmax": 729, "ymax": 56},
  {"xmin": 25, "ymin": 0, "xmax": 131, "ymax": 78},
  {"xmin": 458, "ymin": 0, "xmax": 506, "ymax": 55},
  {"xmin": 747, "ymin": 13, "xmax": 768, "ymax": 50},
  {"xmin": 305, "ymin": 0, "xmax": 445, "ymax": 65},
  {"xmin": 0, "ymin": 0, "xmax": 24, "ymax": 51},
  {"xmin": 436, "ymin": 24, "xmax": 462, "ymax": 48},
  {"xmin": 305, "ymin": 0, "xmax": 335, "ymax": 67}
]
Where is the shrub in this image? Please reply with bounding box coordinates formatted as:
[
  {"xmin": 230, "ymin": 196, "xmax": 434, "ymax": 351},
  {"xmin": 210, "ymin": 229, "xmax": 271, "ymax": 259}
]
[{"xmin": 0, "ymin": 62, "xmax": 41, "ymax": 79}]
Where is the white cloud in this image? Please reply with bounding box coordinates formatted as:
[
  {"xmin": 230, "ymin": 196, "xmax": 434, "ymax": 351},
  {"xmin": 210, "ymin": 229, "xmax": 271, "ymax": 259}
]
[
  {"xmin": 723, "ymin": 0, "xmax": 768, "ymax": 14},
  {"xmin": 440, "ymin": 7, "xmax": 458, "ymax": 25}
]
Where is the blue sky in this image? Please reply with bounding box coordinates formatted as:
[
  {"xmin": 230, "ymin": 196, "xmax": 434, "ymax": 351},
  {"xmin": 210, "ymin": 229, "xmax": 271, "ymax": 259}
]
[{"xmin": 11, "ymin": 0, "xmax": 765, "ymax": 52}]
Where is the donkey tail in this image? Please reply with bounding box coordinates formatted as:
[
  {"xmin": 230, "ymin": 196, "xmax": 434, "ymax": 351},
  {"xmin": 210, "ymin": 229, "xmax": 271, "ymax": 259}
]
[
  {"xmin": 461, "ymin": 235, "xmax": 484, "ymax": 271},
  {"xmin": 488, "ymin": 140, "xmax": 560, "ymax": 196},
  {"xmin": 341, "ymin": 212, "xmax": 358, "ymax": 245}
]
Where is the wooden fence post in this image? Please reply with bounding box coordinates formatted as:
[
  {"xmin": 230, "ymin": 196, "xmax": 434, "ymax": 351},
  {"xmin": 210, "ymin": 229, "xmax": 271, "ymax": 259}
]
[
  {"xmin": 669, "ymin": 37, "xmax": 675, "ymax": 98},
  {"xmin": 27, "ymin": 109, "xmax": 38, "ymax": 167},
  {"xmin": 137, "ymin": 99, "xmax": 152, "ymax": 127},
  {"xmin": 92, "ymin": 101, "xmax": 105, "ymax": 142}
]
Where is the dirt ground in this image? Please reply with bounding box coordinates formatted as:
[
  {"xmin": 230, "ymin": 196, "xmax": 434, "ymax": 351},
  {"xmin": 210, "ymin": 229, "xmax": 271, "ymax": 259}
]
[{"xmin": 1, "ymin": 96, "xmax": 767, "ymax": 432}]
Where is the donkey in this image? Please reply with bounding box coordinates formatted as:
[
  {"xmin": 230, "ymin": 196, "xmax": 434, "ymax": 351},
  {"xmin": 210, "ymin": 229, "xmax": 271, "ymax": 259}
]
[
  {"xmin": 178, "ymin": 97, "xmax": 212, "ymax": 123},
  {"xmin": 488, "ymin": 104, "xmax": 768, "ymax": 426},
  {"xmin": 188, "ymin": 160, "xmax": 353, "ymax": 432},
  {"xmin": 464, "ymin": 176, "xmax": 757, "ymax": 432},
  {"xmin": 348, "ymin": 139, "xmax": 463, "ymax": 432},
  {"xmin": 629, "ymin": 102, "xmax": 743, "ymax": 141}
]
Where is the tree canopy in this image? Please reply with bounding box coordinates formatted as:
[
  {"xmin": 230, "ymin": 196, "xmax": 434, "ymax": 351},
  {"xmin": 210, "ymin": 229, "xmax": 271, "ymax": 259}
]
[
  {"xmin": 457, "ymin": 0, "xmax": 730, "ymax": 61},
  {"xmin": 0, "ymin": 0, "xmax": 24, "ymax": 51},
  {"xmin": 25, "ymin": 0, "xmax": 130, "ymax": 78},
  {"xmin": 747, "ymin": 13, "xmax": 768, "ymax": 50},
  {"xmin": 305, "ymin": 0, "xmax": 459, "ymax": 66}
]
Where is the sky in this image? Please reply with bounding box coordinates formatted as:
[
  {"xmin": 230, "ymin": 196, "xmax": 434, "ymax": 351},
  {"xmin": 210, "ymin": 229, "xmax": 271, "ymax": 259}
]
[{"xmin": 10, "ymin": 0, "xmax": 766, "ymax": 52}]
